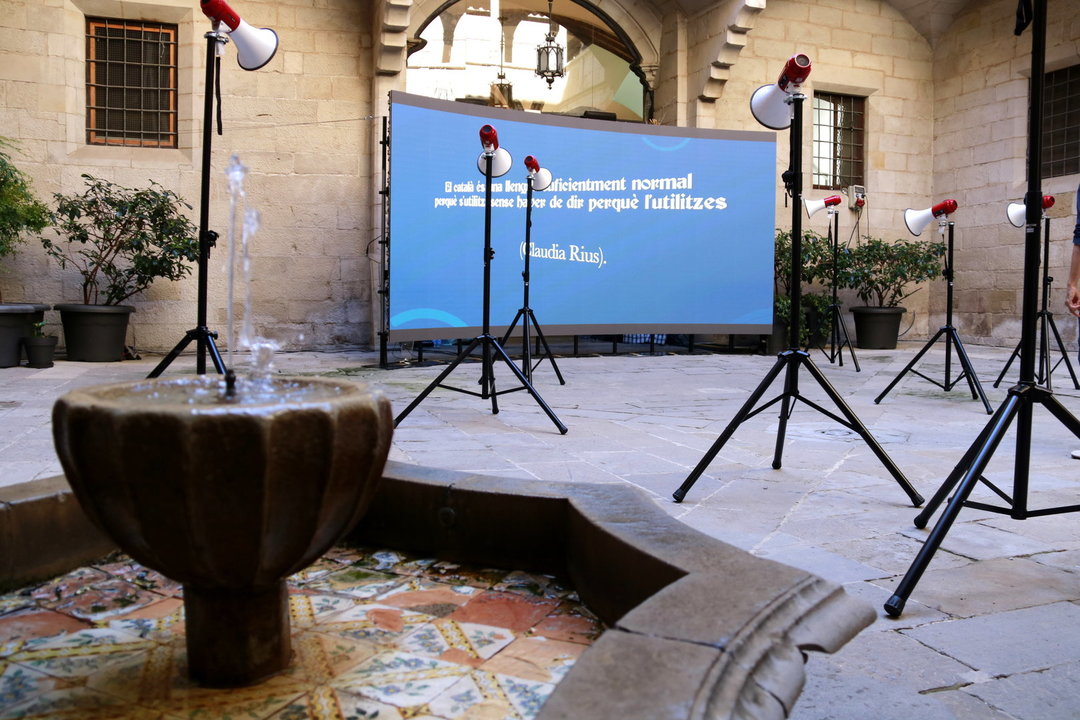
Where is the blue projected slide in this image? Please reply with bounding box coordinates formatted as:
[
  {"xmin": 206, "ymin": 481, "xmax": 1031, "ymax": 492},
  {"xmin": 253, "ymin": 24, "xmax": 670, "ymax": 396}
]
[{"xmin": 387, "ymin": 91, "xmax": 777, "ymax": 340}]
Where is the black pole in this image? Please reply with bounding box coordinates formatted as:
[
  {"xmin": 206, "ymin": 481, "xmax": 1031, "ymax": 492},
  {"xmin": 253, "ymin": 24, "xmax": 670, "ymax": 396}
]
[
  {"xmin": 788, "ymin": 94, "xmax": 804, "ymax": 349},
  {"xmin": 522, "ymin": 179, "xmax": 534, "ymax": 378}
]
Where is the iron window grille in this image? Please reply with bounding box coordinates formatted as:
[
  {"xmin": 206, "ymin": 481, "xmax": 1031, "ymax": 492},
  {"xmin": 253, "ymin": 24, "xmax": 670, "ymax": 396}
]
[
  {"xmin": 1042, "ymin": 64, "xmax": 1079, "ymax": 178},
  {"xmin": 812, "ymin": 92, "xmax": 865, "ymax": 190},
  {"xmin": 86, "ymin": 17, "xmax": 178, "ymax": 148}
]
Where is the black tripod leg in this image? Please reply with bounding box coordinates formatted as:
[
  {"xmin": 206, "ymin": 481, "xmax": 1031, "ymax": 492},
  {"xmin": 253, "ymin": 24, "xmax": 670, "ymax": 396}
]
[
  {"xmin": 875, "ymin": 328, "xmax": 945, "ymax": 404},
  {"xmin": 836, "ymin": 310, "xmax": 860, "ymax": 371},
  {"xmin": 802, "ymin": 355, "xmax": 924, "ymax": 506},
  {"xmin": 1046, "ymin": 314, "xmax": 1080, "ymax": 389},
  {"xmin": 482, "ymin": 337, "xmax": 499, "ymax": 415},
  {"xmin": 948, "ymin": 329, "xmax": 993, "ymax": 414},
  {"xmin": 500, "ymin": 309, "xmax": 525, "ymax": 346},
  {"xmin": 205, "ymin": 332, "xmax": 226, "ymax": 375},
  {"xmin": 148, "ymin": 332, "xmax": 196, "ymax": 378},
  {"xmin": 489, "ymin": 339, "xmax": 567, "ymax": 434},
  {"xmin": 527, "ymin": 310, "xmax": 566, "ymax": 385},
  {"xmin": 884, "ymin": 393, "xmax": 1021, "ymax": 617},
  {"xmin": 993, "ymin": 341, "xmax": 1022, "ymax": 388},
  {"xmin": 673, "ymin": 354, "xmax": 789, "ymax": 502},
  {"xmin": 772, "ymin": 359, "xmax": 800, "ymax": 470},
  {"xmin": 394, "ymin": 337, "xmax": 481, "ymax": 426}
]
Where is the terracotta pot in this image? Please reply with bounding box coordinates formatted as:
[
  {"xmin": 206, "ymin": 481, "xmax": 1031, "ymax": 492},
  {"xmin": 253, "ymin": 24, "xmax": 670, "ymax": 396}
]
[{"xmin": 52, "ymin": 375, "xmax": 393, "ymax": 687}]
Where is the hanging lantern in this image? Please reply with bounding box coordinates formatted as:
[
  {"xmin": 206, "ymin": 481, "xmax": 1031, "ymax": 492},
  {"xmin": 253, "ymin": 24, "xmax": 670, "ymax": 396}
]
[{"xmin": 535, "ymin": 0, "xmax": 564, "ymax": 88}]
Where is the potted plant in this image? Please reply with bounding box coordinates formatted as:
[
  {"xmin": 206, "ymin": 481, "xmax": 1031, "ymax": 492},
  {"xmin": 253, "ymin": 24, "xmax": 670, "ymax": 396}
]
[
  {"xmin": 844, "ymin": 235, "xmax": 945, "ymax": 349},
  {"xmin": 24, "ymin": 320, "xmax": 57, "ymax": 368},
  {"xmin": 771, "ymin": 227, "xmax": 833, "ymax": 352},
  {"xmin": 40, "ymin": 174, "xmax": 198, "ymax": 361},
  {"xmin": 0, "ymin": 138, "xmax": 51, "ymax": 367}
]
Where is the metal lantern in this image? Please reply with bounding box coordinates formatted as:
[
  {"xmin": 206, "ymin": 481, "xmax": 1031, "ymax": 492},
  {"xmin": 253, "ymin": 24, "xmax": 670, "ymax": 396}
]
[{"xmin": 535, "ymin": 0, "xmax": 564, "ymax": 88}]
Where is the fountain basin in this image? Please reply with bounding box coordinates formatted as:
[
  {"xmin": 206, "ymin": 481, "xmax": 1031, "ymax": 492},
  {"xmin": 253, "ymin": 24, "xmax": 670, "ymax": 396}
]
[{"xmin": 51, "ymin": 375, "xmax": 393, "ymax": 687}]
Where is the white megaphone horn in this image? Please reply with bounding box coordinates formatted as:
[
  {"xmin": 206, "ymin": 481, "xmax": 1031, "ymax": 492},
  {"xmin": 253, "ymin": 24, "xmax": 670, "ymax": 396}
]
[
  {"xmin": 904, "ymin": 199, "xmax": 958, "ymax": 236},
  {"xmin": 201, "ymin": 0, "xmax": 279, "ymax": 71},
  {"xmin": 1006, "ymin": 194, "xmax": 1055, "ymax": 227},
  {"xmin": 524, "ymin": 155, "xmax": 552, "ymax": 192},
  {"xmin": 750, "ymin": 54, "xmax": 812, "ymax": 130},
  {"xmin": 804, "ymin": 194, "xmax": 843, "ymax": 218}
]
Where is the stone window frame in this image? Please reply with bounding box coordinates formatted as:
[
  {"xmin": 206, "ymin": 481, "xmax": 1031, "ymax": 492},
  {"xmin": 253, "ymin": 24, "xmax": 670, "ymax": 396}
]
[
  {"xmin": 85, "ymin": 17, "xmax": 179, "ymax": 149},
  {"xmin": 1042, "ymin": 63, "xmax": 1080, "ymax": 179},
  {"xmin": 811, "ymin": 91, "xmax": 866, "ymax": 192}
]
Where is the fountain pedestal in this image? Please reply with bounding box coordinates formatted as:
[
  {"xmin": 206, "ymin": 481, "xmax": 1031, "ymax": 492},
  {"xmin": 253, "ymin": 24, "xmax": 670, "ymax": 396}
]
[{"xmin": 52, "ymin": 375, "xmax": 393, "ymax": 687}]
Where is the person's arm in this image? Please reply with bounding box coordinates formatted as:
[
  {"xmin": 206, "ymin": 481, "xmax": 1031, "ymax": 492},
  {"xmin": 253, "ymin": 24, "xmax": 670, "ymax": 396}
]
[{"xmin": 1068, "ymin": 243, "xmax": 1080, "ymax": 317}]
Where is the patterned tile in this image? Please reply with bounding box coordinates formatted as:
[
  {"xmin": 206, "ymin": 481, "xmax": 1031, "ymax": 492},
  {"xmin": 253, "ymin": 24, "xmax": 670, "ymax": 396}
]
[
  {"xmin": 300, "ymin": 566, "xmax": 406, "ymax": 599},
  {"xmin": 527, "ymin": 601, "xmax": 604, "ymax": 644},
  {"xmin": 492, "ymin": 571, "xmax": 573, "ymax": 600},
  {"xmin": 266, "ymin": 685, "xmax": 405, "ymax": 719},
  {"xmin": 447, "ymin": 591, "xmax": 561, "ymax": 634},
  {"xmin": 426, "ymin": 669, "xmax": 555, "ymax": 719},
  {"xmin": 0, "ymin": 608, "xmax": 89, "ymax": 650},
  {"xmin": 374, "ymin": 577, "xmax": 481, "ymax": 618},
  {"xmin": 94, "ymin": 559, "xmax": 183, "ymax": 598},
  {"xmin": 333, "ymin": 650, "xmax": 471, "ymax": 709},
  {"xmin": 399, "ymin": 619, "xmax": 515, "ymax": 667},
  {"xmin": 423, "ymin": 562, "xmax": 508, "ymax": 590},
  {"xmin": 479, "ymin": 636, "xmax": 587, "ymax": 683},
  {"xmin": 314, "ymin": 602, "xmax": 434, "ymax": 647}
]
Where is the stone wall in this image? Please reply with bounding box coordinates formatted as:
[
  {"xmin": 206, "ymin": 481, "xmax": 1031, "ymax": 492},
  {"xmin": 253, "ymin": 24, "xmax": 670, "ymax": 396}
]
[
  {"xmin": 932, "ymin": 0, "xmax": 1079, "ymax": 348},
  {"xmin": 0, "ymin": 0, "xmax": 376, "ymax": 353}
]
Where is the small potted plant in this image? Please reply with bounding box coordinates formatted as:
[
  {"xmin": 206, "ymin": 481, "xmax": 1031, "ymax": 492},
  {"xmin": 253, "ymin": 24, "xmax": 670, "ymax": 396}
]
[
  {"xmin": 40, "ymin": 174, "xmax": 198, "ymax": 361},
  {"xmin": 771, "ymin": 227, "xmax": 833, "ymax": 352},
  {"xmin": 0, "ymin": 138, "xmax": 51, "ymax": 367},
  {"xmin": 24, "ymin": 320, "xmax": 57, "ymax": 368},
  {"xmin": 844, "ymin": 236, "xmax": 945, "ymax": 349}
]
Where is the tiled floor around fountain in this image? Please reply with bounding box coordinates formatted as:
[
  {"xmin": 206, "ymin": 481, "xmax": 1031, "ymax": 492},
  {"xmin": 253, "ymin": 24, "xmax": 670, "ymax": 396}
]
[{"xmin": 0, "ymin": 544, "xmax": 602, "ymax": 719}]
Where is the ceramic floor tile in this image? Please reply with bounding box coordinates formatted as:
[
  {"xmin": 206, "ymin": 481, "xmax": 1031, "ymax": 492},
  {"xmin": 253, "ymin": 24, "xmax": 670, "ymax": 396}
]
[
  {"xmin": 479, "ymin": 636, "xmax": 587, "ymax": 683},
  {"xmin": 399, "ymin": 619, "xmax": 516, "ymax": 667},
  {"xmin": 332, "ymin": 650, "xmax": 472, "ymax": 709},
  {"xmin": 492, "ymin": 571, "xmax": 573, "ymax": 600},
  {"xmin": 93, "ymin": 559, "xmax": 183, "ymax": 598},
  {"xmin": 426, "ymin": 669, "xmax": 556, "ymax": 720},
  {"xmin": 313, "ymin": 602, "xmax": 435, "ymax": 647},
  {"xmin": 447, "ymin": 591, "xmax": 562, "ymax": 634},
  {"xmin": 300, "ymin": 566, "xmax": 407, "ymax": 599},
  {"xmin": 0, "ymin": 608, "xmax": 89, "ymax": 648},
  {"xmin": 527, "ymin": 601, "xmax": 604, "ymax": 644},
  {"xmin": 349, "ymin": 547, "xmax": 438, "ymax": 576},
  {"xmin": 266, "ymin": 684, "xmax": 407, "ymax": 719},
  {"xmin": 374, "ymin": 577, "xmax": 482, "ymax": 617},
  {"xmin": 424, "ymin": 561, "xmax": 509, "ymax": 589},
  {"xmin": 288, "ymin": 592, "xmax": 360, "ymax": 629}
]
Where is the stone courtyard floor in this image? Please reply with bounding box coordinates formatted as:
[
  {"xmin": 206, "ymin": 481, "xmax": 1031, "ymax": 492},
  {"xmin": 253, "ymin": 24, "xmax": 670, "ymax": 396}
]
[{"xmin": 2, "ymin": 338, "xmax": 1080, "ymax": 719}]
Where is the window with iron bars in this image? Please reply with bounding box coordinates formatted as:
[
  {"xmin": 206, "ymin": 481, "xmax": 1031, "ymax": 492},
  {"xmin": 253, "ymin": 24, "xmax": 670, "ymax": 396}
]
[
  {"xmin": 86, "ymin": 18, "xmax": 178, "ymax": 148},
  {"xmin": 812, "ymin": 92, "xmax": 865, "ymax": 190},
  {"xmin": 1042, "ymin": 64, "xmax": 1080, "ymax": 178}
]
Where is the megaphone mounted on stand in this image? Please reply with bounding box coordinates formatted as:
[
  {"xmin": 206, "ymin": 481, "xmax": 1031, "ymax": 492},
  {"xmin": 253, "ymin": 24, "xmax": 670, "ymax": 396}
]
[
  {"xmin": 476, "ymin": 124, "xmax": 512, "ymax": 178},
  {"xmin": 201, "ymin": 0, "xmax": 279, "ymax": 70},
  {"xmin": 1006, "ymin": 195, "xmax": 1055, "ymax": 227},
  {"xmin": 804, "ymin": 194, "xmax": 843, "ymax": 218},
  {"xmin": 904, "ymin": 199, "xmax": 958, "ymax": 236},
  {"xmin": 749, "ymin": 54, "xmax": 812, "ymax": 130}
]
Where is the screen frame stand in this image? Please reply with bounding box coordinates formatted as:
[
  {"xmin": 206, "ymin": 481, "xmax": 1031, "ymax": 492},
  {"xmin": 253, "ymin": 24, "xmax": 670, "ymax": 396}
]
[
  {"xmin": 885, "ymin": 0, "xmax": 1080, "ymax": 618},
  {"xmin": 392, "ymin": 151, "xmax": 568, "ymax": 434},
  {"xmin": 993, "ymin": 211, "xmax": 1080, "ymax": 390},
  {"xmin": 148, "ymin": 30, "xmax": 229, "ymax": 379},
  {"xmin": 819, "ymin": 207, "xmax": 860, "ymax": 370},
  {"xmin": 874, "ymin": 219, "xmax": 993, "ymax": 413},
  {"xmin": 673, "ymin": 93, "xmax": 923, "ymax": 507},
  {"xmin": 499, "ymin": 175, "xmax": 566, "ymax": 385}
]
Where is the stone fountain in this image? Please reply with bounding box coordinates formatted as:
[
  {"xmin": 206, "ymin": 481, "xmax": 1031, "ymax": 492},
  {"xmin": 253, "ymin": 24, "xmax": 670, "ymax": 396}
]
[{"xmin": 52, "ymin": 371, "xmax": 392, "ymax": 687}]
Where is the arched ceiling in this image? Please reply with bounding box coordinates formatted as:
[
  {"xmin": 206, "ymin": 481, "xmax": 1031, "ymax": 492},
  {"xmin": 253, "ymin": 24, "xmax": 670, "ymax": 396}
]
[{"xmin": 670, "ymin": 0, "xmax": 978, "ymax": 46}]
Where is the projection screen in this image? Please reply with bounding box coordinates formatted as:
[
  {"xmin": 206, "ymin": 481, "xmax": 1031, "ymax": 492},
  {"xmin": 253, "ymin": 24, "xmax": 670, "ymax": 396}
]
[{"xmin": 387, "ymin": 91, "xmax": 777, "ymax": 341}]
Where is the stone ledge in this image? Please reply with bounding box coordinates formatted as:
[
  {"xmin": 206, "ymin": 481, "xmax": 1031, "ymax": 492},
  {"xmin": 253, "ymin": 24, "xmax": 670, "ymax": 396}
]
[{"xmin": 1, "ymin": 461, "xmax": 875, "ymax": 719}]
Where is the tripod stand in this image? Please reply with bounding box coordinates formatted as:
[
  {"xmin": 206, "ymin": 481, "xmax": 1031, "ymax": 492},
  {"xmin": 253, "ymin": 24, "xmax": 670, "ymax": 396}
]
[
  {"xmin": 393, "ymin": 141, "xmax": 567, "ymax": 434},
  {"xmin": 819, "ymin": 207, "xmax": 860, "ymax": 370},
  {"xmin": 885, "ymin": 0, "xmax": 1080, "ymax": 617},
  {"xmin": 500, "ymin": 167, "xmax": 565, "ymax": 385},
  {"xmin": 149, "ymin": 30, "xmax": 230, "ymax": 378},
  {"xmin": 874, "ymin": 220, "xmax": 993, "ymax": 414},
  {"xmin": 673, "ymin": 88, "xmax": 923, "ymax": 507},
  {"xmin": 993, "ymin": 212, "xmax": 1079, "ymax": 391}
]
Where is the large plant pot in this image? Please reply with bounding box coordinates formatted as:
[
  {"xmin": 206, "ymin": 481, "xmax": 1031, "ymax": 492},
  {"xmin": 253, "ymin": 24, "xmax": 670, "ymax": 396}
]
[
  {"xmin": 55, "ymin": 303, "xmax": 134, "ymax": 362},
  {"xmin": 0, "ymin": 303, "xmax": 49, "ymax": 367},
  {"xmin": 851, "ymin": 306, "xmax": 906, "ymax": 349},
  {"xmin": 52, "ymin": 375, "xmax": 394, "ymax": 687},
  {"xmin": 24, "ymin": 336, "xmax": 58, "ymax": 368}
]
